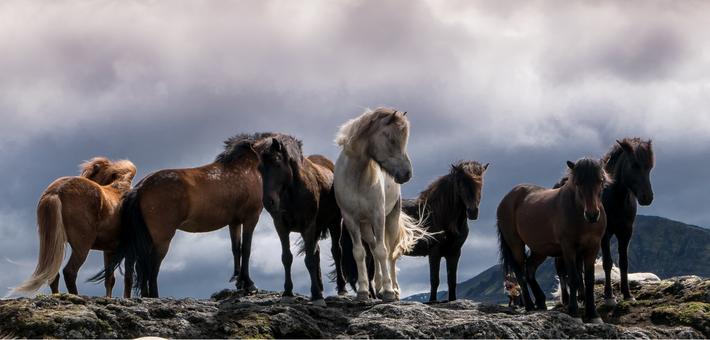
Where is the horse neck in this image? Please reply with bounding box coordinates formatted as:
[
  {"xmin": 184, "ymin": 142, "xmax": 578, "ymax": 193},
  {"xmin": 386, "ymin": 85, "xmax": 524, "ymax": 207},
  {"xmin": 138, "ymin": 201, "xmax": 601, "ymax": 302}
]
[
  {"xmin": 418, "ymin": 174, "xmax": 466, "ymax": 233},
  {"xmin": 556, "ymin": 181, "xmax": 585, "ymax": 213},
  {"xmin": 606, "ymin": 153, "xmax": 632, "ymax": 200},
  {"xmin": 339, "ymin": 147, "xmax": 380, "ymax": 187}
]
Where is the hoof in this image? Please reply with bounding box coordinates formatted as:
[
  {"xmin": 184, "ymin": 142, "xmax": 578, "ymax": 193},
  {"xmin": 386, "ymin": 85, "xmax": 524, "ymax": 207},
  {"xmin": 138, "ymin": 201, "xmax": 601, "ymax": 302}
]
[
  {"xmin": 280, "ymin": 296, "xmax": 295, "ymax": 304},
  {"xmin": 382, "ymin": 291, "xmax": 396, "ymax": 302},
  {"xmin": 244, "ymin": 283, "xmax": 258, "ymax": 293},
  {"xmin": 589, "ymin": 317, "xmax": 604, "ymax": 324},
  {"xmin": 356, "ymin": 291, "xmax": 369, "ymax": 301},
  {"xmin": 337, "ymin": 290, "xmax": 348, "ymax": 297},
  {"xmin": 229, "ymin": 275, "xmax": 239, "ymax": 283},
  {"xmin": 573, "ymin": 317, "xmax": 583, "ymax": 324},
  {"xmin": 312, "ymin": 299, "xmax": 327, "ymax": 307},
  {"xmin": 605, "ymin": 298, "xmax": 617, "ymax": 306},
  {"xmin": 624, "ymin": 297, "xmax": 636, "ymax": 302}
]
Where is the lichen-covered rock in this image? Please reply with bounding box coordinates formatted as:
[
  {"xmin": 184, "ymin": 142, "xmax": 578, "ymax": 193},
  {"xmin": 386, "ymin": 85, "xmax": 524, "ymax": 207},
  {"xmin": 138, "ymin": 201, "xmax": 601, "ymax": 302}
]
[{"xmin": 1, "ymin": 277, "xmax": 708, "ymax": 339}]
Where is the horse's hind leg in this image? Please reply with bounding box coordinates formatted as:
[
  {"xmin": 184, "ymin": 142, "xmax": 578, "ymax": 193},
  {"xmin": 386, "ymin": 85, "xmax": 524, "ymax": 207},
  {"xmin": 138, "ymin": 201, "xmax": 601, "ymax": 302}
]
[
  {"xmin": 328, "ymin": 219, "xmax": 348, "ymax": 296},
  {"xmin": 63, "ymin": 246, "xmax": 90, "ymax": 295},
  {"xmin": 583, "ymin": 247, "xmax": 603, "ymax": 324},
  {"xmin": 123, "ymin": 259, "xmax": 134, "ymax": 298},
  {"xmin": 49, "ymin": 273, "xmax": 60, "ymax": 294},
  {"xmin": 427, "ymin": 251, "xmax": 442, "ymax": 302},
  {"xmin": 275, "ymin": 225, "xmax": 295, "ymax": 303},
  {"xmin": 301, "ymin": 224, "xmax": 326, "ymax": 306},
  {"xmin": 228, "ymin": 223, "xmax": 243, "ymax": 286},
  {"xmin": 103, "ymin": 251, "xmax": 117, "ymax": 298},
  {"xmin": 617, "ymin": 228, "xmax": 635, "ymax": 302},
  {"xmin": 525, "ymin": 251, "xmax": 548, "ymax": 310}
]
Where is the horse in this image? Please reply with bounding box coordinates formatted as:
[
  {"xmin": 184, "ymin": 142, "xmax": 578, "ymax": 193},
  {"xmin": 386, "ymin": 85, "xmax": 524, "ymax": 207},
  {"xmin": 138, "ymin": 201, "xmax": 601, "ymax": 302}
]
[
  {"xmin": 496, "ymin": 157, "xmax": 611, "ymax": 324},
  {"xmin": 404, "ymin": 160, "xmax": 488, "ymax": 302},
  {"xmin": 552, "ymin": 138, "xmax": 655, "ymax": 306},
  {"xmin": 89, "ymin": 133, "xmax": 267, "ymax": 297},
  {"xmin": 252, "ymin": 134, "xmax": 347, "ymax": 307},
  {"xmin": 333, "ymin": 108, "xmax": 429, "ymax": 302},
  {"xmin": 7, "ymin": 158, "xmax": 137, "ymax": 298},
  {"xmin": 340, "ymin": 160, "xmax": 489, "ymax": 302}
]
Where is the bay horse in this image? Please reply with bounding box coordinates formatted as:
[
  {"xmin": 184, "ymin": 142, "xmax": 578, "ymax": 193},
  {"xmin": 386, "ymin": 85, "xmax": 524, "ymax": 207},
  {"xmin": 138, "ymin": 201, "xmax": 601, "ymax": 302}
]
[
  {"xmin": 252, "ymin": 134, "xmax": 347, "ymax": 307},
  {"xmin": 404, "ymin": 160, "xmax": 488, "ymax": 302},
  {"xmin": 7, "ymin": 158, "xmax": 137, "ymax": 298},
  {"xmin": 497, "ymin": 157, "xmax": 611, "ymax": 323},
  {"xmin": 553, "ymin": 138, "xmax": 655, "ymax": 306},
  {"xmin": 90, "ymin": 133, "xmax": 267, "ymax": 297},
  {"xmin": 339, "ymin": 160, "xmax": 489, "ymax": 302},
  {"xmin": 334, "ymin": 108, "xmax": 429, "ymax": 302}
]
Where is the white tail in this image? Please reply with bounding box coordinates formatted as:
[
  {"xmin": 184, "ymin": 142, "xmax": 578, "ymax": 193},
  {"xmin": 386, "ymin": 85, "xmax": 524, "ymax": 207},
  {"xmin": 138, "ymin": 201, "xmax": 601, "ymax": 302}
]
[
  {"xmin": 6, "ymin": 194, "xmax": 67, "ymax": 297},
  {"xmin": 392, "ymin": 210, "xmax": 431, "ymax": 259}
]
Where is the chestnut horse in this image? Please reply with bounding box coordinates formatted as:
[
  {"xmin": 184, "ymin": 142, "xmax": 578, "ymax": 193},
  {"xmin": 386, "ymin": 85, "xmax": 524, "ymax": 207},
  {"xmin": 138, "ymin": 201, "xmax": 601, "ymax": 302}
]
[
  {"xmin": 497, "ymin": 157, "xmax": 611, "ymax": 324},
  {"xmin": 404, "ymin": 160, "xmax": 488, "ymax": 302},
  {"xmin": 90, "ymin": 133, "xmax": 267, "ymax": 297},
  {"xmin": 253, "ymin": 134, "xmax": 347, "ymax": 306},
  {"xmin": 7, "ymin": 158, "xmax": 137, "ymax": 298},
  {"xmin": 334, "ymin": 108, "xmax": 429, "ymax": 302},
  {"xmin": 553, "ymin": 138, "xmax": 655, "ymax": 306}
]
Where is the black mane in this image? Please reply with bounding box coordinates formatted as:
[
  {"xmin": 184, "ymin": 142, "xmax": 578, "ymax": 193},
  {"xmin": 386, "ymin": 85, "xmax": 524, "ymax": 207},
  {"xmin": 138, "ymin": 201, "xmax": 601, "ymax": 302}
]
[{"xmin": 215, "ymin": 132, "xmax": 277, "ymax": 164}]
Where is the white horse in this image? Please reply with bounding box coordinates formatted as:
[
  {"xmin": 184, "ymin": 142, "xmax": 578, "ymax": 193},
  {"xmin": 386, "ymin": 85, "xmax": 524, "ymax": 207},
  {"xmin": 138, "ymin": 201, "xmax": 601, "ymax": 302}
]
[{"xmin": 334, "ymin": 108, "xmax": 427, "ymax": 302}]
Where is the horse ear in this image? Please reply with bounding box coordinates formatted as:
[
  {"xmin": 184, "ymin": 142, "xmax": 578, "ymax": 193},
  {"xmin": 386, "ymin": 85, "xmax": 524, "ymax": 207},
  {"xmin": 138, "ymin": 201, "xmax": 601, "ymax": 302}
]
[
  {"xmin": 617, "ymin": 140, "xmax": 634, "ymax": 154},
  {"xmin": 403, "ymin": 111, "xmax": 407, "ymax": 116},
  {"xmin": 271, "ymin": 138, "xmax": 281, "ymax": 152},
  {"xmin": 483, "ymin": 163, "xmax": 489, "ymax": 171},
  {"xmin": 567, "ymin": 160, "xmax": 575, "ymax": 170},
  {"xmin": 383, "ymin": 111, "xmax": 396, "ymax": 125}
]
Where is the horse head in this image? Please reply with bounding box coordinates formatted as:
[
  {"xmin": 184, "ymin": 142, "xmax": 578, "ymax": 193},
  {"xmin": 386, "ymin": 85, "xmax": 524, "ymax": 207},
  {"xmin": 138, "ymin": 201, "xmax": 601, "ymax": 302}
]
[
  {"xmin": 616, "ymin": 139, "xmax": 655, "ymax": 206},
  {"xmin": 367, "ymin": 110, "xmax": 413, "ymax": 184},
  {"xmin": 254, "ymin": 136, "xmax": 300, "ymax": 215},
  {"xmin": 80, "ymin": 157, "xmax": 136, "ymax": 187},
  {"xmin": 567, "ymin": 157, "xmax": 610, "ymax": 223},
  {"xmin": 452, "ymin": 161, "xmax": 489, "ymax": 220}
]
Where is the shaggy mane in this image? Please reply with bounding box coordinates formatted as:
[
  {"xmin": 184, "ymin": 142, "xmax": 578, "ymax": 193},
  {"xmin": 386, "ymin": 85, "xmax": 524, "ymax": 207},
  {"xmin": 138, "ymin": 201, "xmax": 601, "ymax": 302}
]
[
  {"xmin": 215, "ymin": 132, "xmax": 278, "ymax": 164},
  {"xmin": 601, "ymin": 137, "xmax": 655, "ymax": 170},
  {"xmin": 335, "ymin": 108, "xmax": 408, "ymax": 151},
  {"xmin": 252, "ymin": 133, "xmax": 304, "ymax": 165},
  {"xmin": 79, "ymin": 157, "xmax": 137, "ymax": 187}
]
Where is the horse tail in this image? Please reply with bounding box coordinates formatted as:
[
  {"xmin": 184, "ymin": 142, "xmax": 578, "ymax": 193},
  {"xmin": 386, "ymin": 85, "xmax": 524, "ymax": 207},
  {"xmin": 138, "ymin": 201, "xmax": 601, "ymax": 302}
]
[
  {"xmin": 7, "ymin": 194, "xmax": 67, "ymax": 297},
  {"xmin": 88, "ymin": 188, "xmax": 152, "ymax": 297},
  {"xmin": 392, "ymin": 210, "xmax": 431, "ymax": 260},
  {"xmin": 295, "ymin": 227, "xmax": 329, "ymax": 257},
  {"xmin": 333, "ymin": 224, "xmax": 359, "ymax": 292},
  {"xmin": 497, "ymin": 220, "xmax": 524, "ymax": 279}
]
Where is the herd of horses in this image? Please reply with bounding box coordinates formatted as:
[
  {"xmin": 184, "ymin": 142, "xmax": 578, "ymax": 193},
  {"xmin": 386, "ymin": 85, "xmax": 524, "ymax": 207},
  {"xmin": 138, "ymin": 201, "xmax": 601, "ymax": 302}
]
[{"xmin": 6, "ymin": 108, "xmax": 655, "ymax": 324}]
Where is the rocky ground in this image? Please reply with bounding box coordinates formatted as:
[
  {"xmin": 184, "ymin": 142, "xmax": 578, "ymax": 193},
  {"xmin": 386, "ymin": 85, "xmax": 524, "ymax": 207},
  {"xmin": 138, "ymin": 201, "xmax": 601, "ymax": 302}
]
[{"xmin": 0, "ymin": 275, "xmax": 708, "ymax": 339}]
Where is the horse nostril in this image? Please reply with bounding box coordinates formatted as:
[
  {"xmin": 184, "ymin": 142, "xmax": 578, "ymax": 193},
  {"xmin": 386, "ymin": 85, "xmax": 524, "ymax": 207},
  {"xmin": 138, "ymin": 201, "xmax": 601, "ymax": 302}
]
[{"xmin": 268, "ymin": 198, "xmax": 275, "ymax": 209}]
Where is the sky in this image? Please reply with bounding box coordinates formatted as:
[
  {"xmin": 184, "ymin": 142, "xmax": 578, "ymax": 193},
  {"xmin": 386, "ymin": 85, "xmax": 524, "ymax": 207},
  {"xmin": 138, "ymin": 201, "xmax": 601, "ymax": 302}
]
[{"xmin": 2, "ymin": 0, "xmax": 710, "ymax": 301}]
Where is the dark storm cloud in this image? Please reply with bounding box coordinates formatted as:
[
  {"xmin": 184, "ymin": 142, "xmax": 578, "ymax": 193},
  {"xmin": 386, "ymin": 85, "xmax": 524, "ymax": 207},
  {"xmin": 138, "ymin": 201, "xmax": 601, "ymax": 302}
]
[{"xmin": 2, "ymin": 0, "xmax": 710, "ymax": 300}]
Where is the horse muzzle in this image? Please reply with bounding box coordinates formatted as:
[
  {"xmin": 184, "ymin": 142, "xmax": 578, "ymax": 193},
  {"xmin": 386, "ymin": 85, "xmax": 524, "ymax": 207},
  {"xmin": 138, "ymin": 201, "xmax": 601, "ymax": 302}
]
[
  {"xmin": 394, "ymin": 170, "xmax": 412, "ymax": 184},
  {"xmin": 466, "ymin": 208, "xmax": 479, "ymax": 220},
  {"xmin": 263, "ymin": 195, "xmax": 280, "ymax": 214},
  {"xmin": 584, "ymin": 209, "xmax": 601, "ymax": 223},
  {"xmin": 638, "ymin": 192, "xmax": 654, "ymax": 206}
]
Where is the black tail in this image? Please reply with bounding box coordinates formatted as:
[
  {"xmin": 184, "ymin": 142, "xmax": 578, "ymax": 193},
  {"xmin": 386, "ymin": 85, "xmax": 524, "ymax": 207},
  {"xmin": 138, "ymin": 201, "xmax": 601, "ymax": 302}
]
[
  {"xmin": 335, "ymin": 226, "xmax": 359, "ymax": 292},
  {"xmin": 87, "ymin": 189, "xmax": 152, "ymax": 297},
  {"xmin": 295, "ymin": 226, "xmax": 329, "ymax": 257},
  {"xmin": 497, "ymin": 221, "xmax": 524, "ymax": 280}
]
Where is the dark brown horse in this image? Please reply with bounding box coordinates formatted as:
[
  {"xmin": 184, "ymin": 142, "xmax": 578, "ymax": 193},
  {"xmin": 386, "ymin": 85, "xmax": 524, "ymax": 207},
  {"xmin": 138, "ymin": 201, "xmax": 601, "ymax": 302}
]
[
  {"xmin": 8, "ymin": 158, "xmax": 137, "ymax": 298},
  {"xmin": 253, "ymin": 134, "xmax": 347, "ymax": 307},
  {"xmin": 403, "ymin": 160, "xmax": 488, "ymax": 302},
  {"xmin": 553, "ymin": 139, "xmax": 655, "ymax": 306},
  {"xmin": 497, "ymin": 157, "xmax": 611, "ymax": 323},
  {"xmin": 90, "ymin": 133, "xmax": 267, "ymax": 297}
]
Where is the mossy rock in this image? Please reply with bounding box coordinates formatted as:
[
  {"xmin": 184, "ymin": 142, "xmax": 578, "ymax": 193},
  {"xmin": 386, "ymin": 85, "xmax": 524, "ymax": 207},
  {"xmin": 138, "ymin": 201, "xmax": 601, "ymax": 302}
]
[{"xmin": 651, "ymin": 302, "xmax": 710, "ymax": 337}]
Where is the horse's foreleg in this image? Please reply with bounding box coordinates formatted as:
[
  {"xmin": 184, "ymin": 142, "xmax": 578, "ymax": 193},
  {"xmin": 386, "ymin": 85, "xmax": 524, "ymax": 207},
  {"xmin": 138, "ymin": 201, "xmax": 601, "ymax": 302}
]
[
  {"xmin": 445, "ymin": 249, "xmax": 461, "ymax": 302},
  {"xmin": 102, "ymin": 251, "xmax": 117, "ymax": 298},
  {"xmin": 343, "ymin": 214, "xmax": 370, "ymax": 301},
  {"xmin": 384, "ymin": 208, "xmax": 403, "ymax": 300},
  {"xmin": 328, "ymin": 219, "xmax": 348, "ymax": 296},
  {"xmin": 63, "ymin": 246, "xmax": 90, "ymax": 296},
  {"xmin": 276, "ymin": 226, "xmax": 295, "ymax": 303},
  {"xmin": 562, "ymin": 249, "xmax": 582, "ymax": 322},
  {"xmin": 238, "ymin": 215, "xmax": 259, "ymax": 293},
  {"xmin": 600, "ymin": 232, "xmax": 616, "ymax": 306},
  {"xmin": 428, "ymin": 251, "xmax": 442, "ymax": 303},
  {"xmin": 228, "ymin": 223, "xmax": 243, "ymax": 286},
  {"xmin": 617, "ymin": 229, "xmax": 634, "ymax": 302},
  {"xmin": 364, "ymin": 218, "xmax": 395, "ymax": 302},
  {"xmin": 584, "ymin": 247, "xmax": 603, "ymax": 324},
  {"xmin": 554, "ymin": 257, "xmax": 569, "ymax": 306}
]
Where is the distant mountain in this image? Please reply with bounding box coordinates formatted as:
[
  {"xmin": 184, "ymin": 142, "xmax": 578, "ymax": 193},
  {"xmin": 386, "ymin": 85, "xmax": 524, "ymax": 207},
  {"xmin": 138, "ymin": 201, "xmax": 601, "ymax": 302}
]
[{"xmin": 403, "ymin": 215, "xmax": 710, "ymax": 303}]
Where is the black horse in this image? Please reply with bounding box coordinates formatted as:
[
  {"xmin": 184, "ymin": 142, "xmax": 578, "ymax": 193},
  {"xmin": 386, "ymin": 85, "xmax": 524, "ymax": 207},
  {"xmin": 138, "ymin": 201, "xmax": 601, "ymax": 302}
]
[
  {"xmin": 253, "ymin": 134, "xmax": 347, "ymax": 307},
  {"xmin": 553, "ymin": 138, "xmax": 654, "ymax": 306},
  {"xmin": 339, "ymin": 160, "xmax": 488, "ymax": 302}
]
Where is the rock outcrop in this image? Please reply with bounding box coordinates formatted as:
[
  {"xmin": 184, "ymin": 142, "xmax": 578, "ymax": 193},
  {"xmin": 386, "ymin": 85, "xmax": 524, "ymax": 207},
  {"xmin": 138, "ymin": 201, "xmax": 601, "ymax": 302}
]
[{"xmin": 1, "ymin": 276, "xmax": 708, "ymax": 338}]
